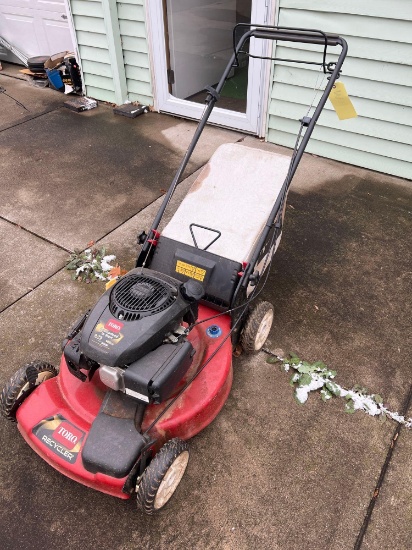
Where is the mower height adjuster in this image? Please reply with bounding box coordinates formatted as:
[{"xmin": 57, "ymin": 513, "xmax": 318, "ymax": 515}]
[{"xmin": 205, "ymin": 86, "xmax": 220, "ymax": 103}]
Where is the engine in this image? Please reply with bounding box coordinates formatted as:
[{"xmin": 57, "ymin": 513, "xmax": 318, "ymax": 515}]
[{"xmin": 63, "ymin": 268, "xmax": 204, "ymax": 404}]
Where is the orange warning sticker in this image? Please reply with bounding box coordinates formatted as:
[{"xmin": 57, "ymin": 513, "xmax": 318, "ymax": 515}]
[{"xmin": 176, "ymin": 260, "xmax": 206, "ymax": 282}]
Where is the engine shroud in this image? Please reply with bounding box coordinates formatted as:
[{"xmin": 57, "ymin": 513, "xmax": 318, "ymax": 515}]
[
  {"xmin": 110, "ymin": 273, "xmax": 177, "ymax": 321},
  {"xmin": 76, "ymin": 269, "xmax": 196, "ymax": 367}
]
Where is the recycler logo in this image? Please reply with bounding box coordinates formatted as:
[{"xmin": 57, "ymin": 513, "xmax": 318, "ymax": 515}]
[{"xmin": 32, "ymin": 414, "xmax": 85, "ymax": 464}]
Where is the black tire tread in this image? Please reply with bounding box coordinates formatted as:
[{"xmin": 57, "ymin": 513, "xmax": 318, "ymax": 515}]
[
  {"xmin": 0, "ymin": 361, "xmax": 58, "ymax": 421},
  {"xmin": 136, "ymin": 438, "xmax": 189, "ymax": 515},
  {"xmin": 240, "ymin": 301, "xmax": 274, "ymax": 354}
]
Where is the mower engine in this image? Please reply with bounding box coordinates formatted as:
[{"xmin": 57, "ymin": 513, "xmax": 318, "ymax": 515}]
[{"xmin": 63, "ymin": 268, "xmax": 203, "ymax": 404}]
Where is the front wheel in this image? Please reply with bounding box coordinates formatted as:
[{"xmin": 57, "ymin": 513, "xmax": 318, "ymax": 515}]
[
  {"xmin": 0, "ymin": 361, "xmax": 58, "ymax": 421},
  {"xmin": 136, "ymin": 438, "xmax": 189, "ymax": 514},
  {"xmin": 240, "ymin": 301, "xmax": 274, "ymax": 354}
]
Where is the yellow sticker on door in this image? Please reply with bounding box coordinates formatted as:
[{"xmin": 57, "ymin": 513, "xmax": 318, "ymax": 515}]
[
  {"xmin": 328, "ymin": 82, "xmax": 357, "ymax": 120},
  {"xmin": 176, "ymin": 260, "xmax": 206, "ymax": 282}
]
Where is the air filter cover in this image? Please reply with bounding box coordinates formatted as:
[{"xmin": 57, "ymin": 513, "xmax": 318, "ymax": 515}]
[{"xmin": 110, "ymin": 273, "xmax": 177, "ymax": 321}]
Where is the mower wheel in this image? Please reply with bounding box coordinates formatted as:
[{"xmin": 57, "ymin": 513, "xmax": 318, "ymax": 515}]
[
  {"xmin": 240, "ymin": 301, "xmax": 274, "ymax": 354},
  {"xmin": 0, "ymin": 361, "xmax": 58, "ymax": 421},
  {"xmin": 136, "ymin": 438, "xmax": 189, "ymax": 514}
]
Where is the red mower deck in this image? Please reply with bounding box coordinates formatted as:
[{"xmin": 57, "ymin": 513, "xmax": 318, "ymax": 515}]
[{"xmin": 16, "ymin": 305, "xmax": 232, "ymax": 498}]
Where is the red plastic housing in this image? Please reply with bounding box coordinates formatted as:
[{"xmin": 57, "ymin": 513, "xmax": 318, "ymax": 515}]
[{"xmin": 16, "ymin": 305, "xmax": 233, "ymax": 499}]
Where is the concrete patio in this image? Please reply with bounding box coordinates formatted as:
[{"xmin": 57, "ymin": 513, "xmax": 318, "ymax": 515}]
[{"xmin": 0, "ymin": 63, "xmax": 411, "ymax": 550}]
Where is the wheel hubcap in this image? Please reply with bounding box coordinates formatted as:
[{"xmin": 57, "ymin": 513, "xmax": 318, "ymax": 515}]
[
  {"xmin": 254, "ymin": 309, "xmax": 274, "ymax": 351},
  {"xmin": 154, "ymin": 451, "xmax": 189, "ymax": 510}
]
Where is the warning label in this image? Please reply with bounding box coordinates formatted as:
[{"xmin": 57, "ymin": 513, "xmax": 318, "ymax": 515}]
[
  {"xmin": 175, "ymin": 260, "xmax": 206, "ymax": 282},
  {"xmin": 91, "ymin": 321, "xmax": 124, "ymax": 352}
]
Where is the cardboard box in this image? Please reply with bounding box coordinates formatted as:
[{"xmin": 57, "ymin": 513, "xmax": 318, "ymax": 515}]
[{"xmin": 44, "ymin": 52, "xmax": 71, "ymax": 70}]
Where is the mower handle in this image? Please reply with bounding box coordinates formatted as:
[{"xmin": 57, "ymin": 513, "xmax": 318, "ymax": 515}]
[
  {"xmin": 137, "ymin": 24, "xmax": 347, "ymax": 272},
  {"xmin": 252, "ymin": 30, "xmax": 341, "ymax": 47}
]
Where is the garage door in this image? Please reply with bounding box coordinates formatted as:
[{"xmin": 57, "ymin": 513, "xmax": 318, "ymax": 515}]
[{"xmin": 0, "ymin": 0, "xmax": 75, "ymax": 60}]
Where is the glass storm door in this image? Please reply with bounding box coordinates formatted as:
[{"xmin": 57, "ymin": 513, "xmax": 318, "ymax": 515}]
[{"xmin": 147, "ymin": 0, "xmax": 273, "ymax": 134}]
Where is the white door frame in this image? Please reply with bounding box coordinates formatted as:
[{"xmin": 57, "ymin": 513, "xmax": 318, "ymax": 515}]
[{"xmin": 146, "ymin": 0, "xmax": 276, "ymax": 136}]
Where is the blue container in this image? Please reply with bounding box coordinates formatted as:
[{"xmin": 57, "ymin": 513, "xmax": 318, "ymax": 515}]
[{"xmin": 46, "ymin": 68, "xmax": 64, "ymax": 92}]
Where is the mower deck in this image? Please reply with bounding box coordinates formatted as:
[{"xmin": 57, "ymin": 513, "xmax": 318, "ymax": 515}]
[{"xmin": 16, "ymin": 305, "xmax": 232, "ymax": 498}]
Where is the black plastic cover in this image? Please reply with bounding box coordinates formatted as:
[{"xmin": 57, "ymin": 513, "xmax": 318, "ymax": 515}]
[
  {"xmin": 123, "ymin": 341, "xmax": 194, "ymax": 404},
  {"xmin": 82, "ymin": 415, "xmax": 146, "ymax": 477},
  {"xmin": 82, "ymin": 391, "xmax": 146, "ymax": 477},
  {"xmin": 79, "ymin": 268, "xmax": 193, "ymax": 366},
  {"xmin": 149, "ymin": 237, "xmax": 242, "ymax": 309}
]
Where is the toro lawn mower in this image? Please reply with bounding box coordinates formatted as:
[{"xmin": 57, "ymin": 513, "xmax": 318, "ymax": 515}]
[{"xmin": 1, "ymin": 25, "xmax": 347, "ymax": 514}]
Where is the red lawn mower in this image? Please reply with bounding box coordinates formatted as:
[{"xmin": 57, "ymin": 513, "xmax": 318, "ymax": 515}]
[{"xmin": 1, "ymin": 25, "xmax": 347, "ymax": 513}]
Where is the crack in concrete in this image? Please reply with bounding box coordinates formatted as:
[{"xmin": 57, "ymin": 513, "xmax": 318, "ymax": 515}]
[
  {"xmin": 0, "ymin": 71, "xmax": 26, "ymax": 81},
  {"xmin": 0, "ymin": 215, "xmax": 72, "ymax": 253},
  {"xmin": 0, "ymin": 167, "xmax": 200, "ymax": 315},
  {"xmin": 262, "ymin": 347, "xmax": 412, "ymax": 549},
  {"xmin": 354, "ymin": 382, "xmax": 412, "ymax": 549},
  {"xmin": 0, "ymin": 106, "xmax": 63, "ymax": 134},
  {"xmin": 0, "ymin": 264, "xmax": 67, "ymax": 315}
]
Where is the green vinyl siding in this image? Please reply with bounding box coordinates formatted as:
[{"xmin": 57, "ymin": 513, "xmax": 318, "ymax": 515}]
[
  {"xmin": 117, "ymin": 0, "xmax": 152, "ymax": 105},
  {"xmin": 281, "ymin": 0, "xmax": 412, "ymax": 20},
  {"xmin": 268, "ymin": 1, "xmax": 412, "ymax": 179},
  {"xmin": 70, "ymin": 0, "xmax": 152, "ymax": 105}
]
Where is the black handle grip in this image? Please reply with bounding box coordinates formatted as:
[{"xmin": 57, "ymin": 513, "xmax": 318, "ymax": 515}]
[{"xmin": 253, "ymin": 30, "xmax": 341, "ymax": 47}]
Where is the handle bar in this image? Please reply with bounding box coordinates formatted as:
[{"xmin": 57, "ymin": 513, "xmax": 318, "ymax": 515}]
[
  {"xmin": 252, "ymin": 30, "xmax": 341, "ymax": 47},
  {"xmin": 232, "ymin": 25, "xmax": 346, "ymax": 74}
]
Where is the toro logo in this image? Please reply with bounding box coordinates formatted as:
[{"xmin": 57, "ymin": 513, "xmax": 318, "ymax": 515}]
[
  {"xmin": 105, "ymin": 319, "xmax": 124, "ymax": 333},
  {"xmin": 52, "ymin": 422, "xmax": 84, "ymax": 450}
]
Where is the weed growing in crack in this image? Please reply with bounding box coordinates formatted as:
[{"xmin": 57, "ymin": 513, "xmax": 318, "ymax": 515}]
[
  {"xmin": 266, "ymin": 352, "xmax": 412, "ymax": 428},
  {"xmin": 66, "ymin": 245, "xmax": 117, "ymax": 283}
]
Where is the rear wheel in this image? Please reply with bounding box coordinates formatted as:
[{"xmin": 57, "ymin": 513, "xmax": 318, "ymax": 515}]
[
  {"xmin": 240, "ymin": 301, "xmax": 274, "ymax": 354},
  {"xmin": 136, "ymin": 438, "xmax": 189, "ymax": 514},
  {"xmin": 0, "ymin": 361, "xmax": 58, "ymax": 421}
]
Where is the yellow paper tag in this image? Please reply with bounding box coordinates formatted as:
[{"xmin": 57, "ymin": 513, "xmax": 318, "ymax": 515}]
[{"xmin": 329, "ymin": 82, "xmax": 357, "ymax": 120}]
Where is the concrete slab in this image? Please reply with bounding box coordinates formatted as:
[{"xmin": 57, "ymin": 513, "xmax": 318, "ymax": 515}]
[
  {"xmin": 0, "ymin": 98, "xmax": 411, "ymax": 550},
  {"xmin": 0, "ymin": 152, "xmax": 410, "ymax": 549},
  {"xmin": 0, "ymin": 275, "xmax": 395, "ymax": 550},
  {"xmin": 0, "ymin": 68, "xmax": 66, "ymax": 132},
  {"xmin": 0, "ymin": 218, "xmax": 68, "ymax": 311},
  {"xmin": 362, "ymin": 423, "xmax": 412, "ymax": 550},
  {"xmin": 0, "ymin": 105, "xmax": 242, "ymax": 251},
  {"xmin": 262, "ymin": 163, "xmax": 412, "ymax": 414},
  {"xmin": 92, "ymin": 169, "xmax": 200, "ymax": 270},
  {"xmin": 0, "ymin": 173, "xmax": 198, "ymax": 374},
  {"xmin": 0, "ymin": 310, "xmax": 400, "ymax": 550},
  {"xmin": 98, "ymin": 151, "xmax": 412, "ymax": 549},
  {"xmin": 0, "ymin": 62, "xmax": 25, "ymax": 79},
  {"xmin": 184, "ymin": 353, "xmax": 394, "ymax": 550}
]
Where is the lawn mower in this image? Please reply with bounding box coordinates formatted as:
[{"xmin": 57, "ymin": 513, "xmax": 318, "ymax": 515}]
[{"xmin": 1, "ymin": 25, "xmax": 347, "ymax": 514}]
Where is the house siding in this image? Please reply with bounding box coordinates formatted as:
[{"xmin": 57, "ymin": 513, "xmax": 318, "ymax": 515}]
[
  {"xmin": 268, "ymin": 0, "xmax": 412, "ymax": 179},
  {"xmin": 69, "ymin": 0, "xmax": 411, "ymax": 179},
  {"xmin": 70, "ymin": 0, "xmax": 153, "ymax": 105},
  {"xmin": 117, "ymin": 0, "xmax": 152, "ymax": 105}
]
